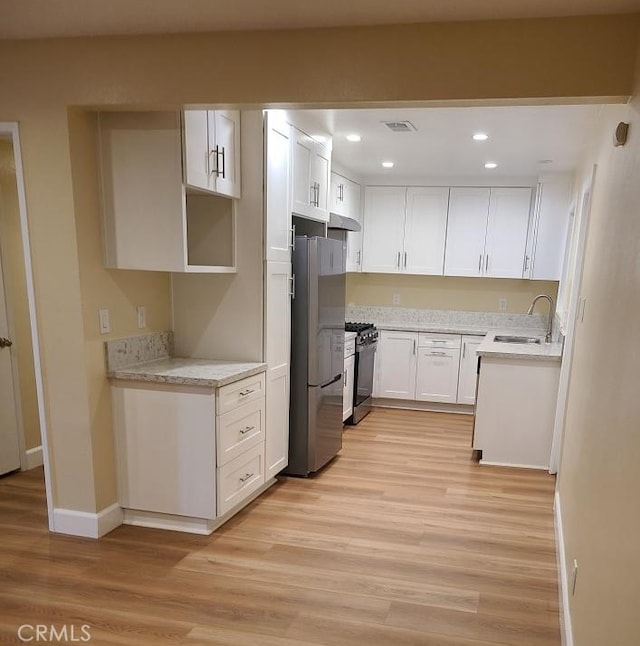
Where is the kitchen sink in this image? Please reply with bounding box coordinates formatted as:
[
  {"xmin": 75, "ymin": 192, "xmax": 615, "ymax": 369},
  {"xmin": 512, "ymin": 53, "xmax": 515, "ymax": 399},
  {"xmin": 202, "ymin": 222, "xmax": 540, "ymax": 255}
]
[{"xmin": 494, "ymin": 335, "xmax": 542, "ymax": 344}]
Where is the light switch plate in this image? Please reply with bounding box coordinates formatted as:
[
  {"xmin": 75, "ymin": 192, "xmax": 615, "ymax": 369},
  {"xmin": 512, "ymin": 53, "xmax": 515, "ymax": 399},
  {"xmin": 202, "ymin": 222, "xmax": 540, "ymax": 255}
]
[
  {"xmin": 392, "ymin": 293, "xmax": 401, "ymax": 305},
  {"xmin": 499, "ymin": 298, "xmax": 508, "ymax": 311},
  {"xmin": 99, "ymin": 308, "xmax": 111, "ymax": 334},
  {"xmin": 137, "ymin": 305, "xmax": 147, "ymax": 329}
]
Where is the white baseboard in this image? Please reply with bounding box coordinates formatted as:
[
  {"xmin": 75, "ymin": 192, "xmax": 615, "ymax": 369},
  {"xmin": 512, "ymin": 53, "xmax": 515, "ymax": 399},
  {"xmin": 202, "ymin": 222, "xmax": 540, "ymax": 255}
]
[
  {"xmin": 23, "ymin": 445, "xmax": 43, "ymax": 470},
  {"xmin": 373, "ymin": 399, "xmax": 474, "ymax": 415},
  {"xmin": 554, "ymin": 491, "xmax": 574, "ymax": 646},
  {"xmin": 53, "ymin": 502, "xmax": 123, "ymax": 539},
  {"xmin": 479, "ymin": 459, "xmax": 549, "ymax": 470}
]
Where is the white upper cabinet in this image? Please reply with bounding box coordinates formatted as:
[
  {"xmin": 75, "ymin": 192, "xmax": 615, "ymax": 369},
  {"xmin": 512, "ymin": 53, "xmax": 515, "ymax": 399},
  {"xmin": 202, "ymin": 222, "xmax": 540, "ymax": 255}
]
[
  {"xmin": 484, "ymin": 187, "xmax": 533, "ymax": 278},
  {"xmin": 444, "ymin": 186, "xmax": 532, "ymax": 278},
  {"xmin": 403, "ymin": 187, "xmax": 450, "ymax": 275},
  {"xmin": 331, "ymin": 172, "xmax": 363, "ymax": 273},
  {"xmin": 444, "ymin": 187, "xmax": 491, "ymax": 277},
  {"xmin": 362, "ymin": 186, "xmax": 449, "ymax": 275},
  {"xmin": 291, "ymin": 126, "xmax": 331, "ymax": 222},
  {"xmin": 264, "ymin": 113, "xmax": 293, "ymax": 263},
  {"xmin": 526, "ymin": 176, "xmax": 573, "ymax": 280},
  {"xmin": 99, "ymin": 111, "xmax": 236, "ymax": 273},
  {"xmin": 183, "ymin": 109, "xmax": 241, "ymax": 199},
  {"xmin": 362, "ymin": 186, "xmax": 407, "ymax": 273}
]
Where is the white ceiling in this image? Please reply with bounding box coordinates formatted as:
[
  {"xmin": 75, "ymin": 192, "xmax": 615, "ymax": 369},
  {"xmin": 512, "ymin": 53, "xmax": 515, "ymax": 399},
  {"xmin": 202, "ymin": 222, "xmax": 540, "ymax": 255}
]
[
  {"xmin": 1, "ymin": 0, "xmax": 639, "ymax": 39},
  {"xmin": 300, "ymin": 105, "xmax": 603, "ymax": 181}
]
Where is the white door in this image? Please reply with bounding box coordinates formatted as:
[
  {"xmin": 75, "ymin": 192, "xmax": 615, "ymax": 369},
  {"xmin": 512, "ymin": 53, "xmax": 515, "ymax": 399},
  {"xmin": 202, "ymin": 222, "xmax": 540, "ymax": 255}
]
[
  {"xmin": 444, "ymin": 187, "xmax": 490, "ymax": 277},
  {"xmin": 0, "ymin": 251, "xmax": 21, "ymax": 475},
  {"xmin": 361, "ymin": 186, "xmax": 406, "ymax": 273},
  {"xmin": 404, "ymin": 187, "xmax": 449, "ymax": 275},
  {"xmin": 342, "ymin": 354, "xmax": 355, "ymax": 421},
  {"xmin": 530, "ymin": 179, "xmax": 572, "ymax": 280},
  {"xmin": 310, "ymin": 141, "xmax": 331, "ymax": 222},
  {"xmin": 265, "ymin": 113, "xmax": 292, "ymax": 263},
  {"xmin": 291, "ymin": 127, "xmax": 314, "ymax": 218},
  {"xmin": 375, "ymin": 331, "xmax": 417, "ymax": 399},
  {"xmin": 264, "ymin": 261, "xmax": 291, "ymax": 479},
  {"xmin": 213, "ymin": 110, "xmax": 241, "ymax": 199},
  {"xmin": 345, "ymin": 181, "xmax": 362, "ymax": 272},
  {"xmin": 456, "ymin": 336, "xmax": 483, "ymax": 404},
  {"xmin": 415, "ymin": 347, "xmax": 460, "ymax": 403},
  {"xmin": 484, "ymin": 187, "xmax": 532, "ymax": 278},
  {"xmin": 183, "ymin": 110, "xmax": 210, "ymax": 191}
]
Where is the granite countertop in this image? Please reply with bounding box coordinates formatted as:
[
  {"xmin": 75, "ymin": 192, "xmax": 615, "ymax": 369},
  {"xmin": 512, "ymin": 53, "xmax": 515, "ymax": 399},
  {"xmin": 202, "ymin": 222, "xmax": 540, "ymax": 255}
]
[
  {"xmin": 477, "ymin": 332, "xmax": 563, "ymax": 362},
  {"xmin": 374, "ymin": 322, "xmax": 501, "ymax": 335},
  {"xmin": 109, "ymin": 357, "xmax": 267, "ymax": 388}
]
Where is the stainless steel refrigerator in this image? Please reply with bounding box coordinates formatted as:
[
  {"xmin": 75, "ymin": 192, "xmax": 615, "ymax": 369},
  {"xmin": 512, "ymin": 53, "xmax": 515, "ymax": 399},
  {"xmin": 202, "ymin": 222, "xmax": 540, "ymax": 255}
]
[{"xmin": 286, "ymin": 236, "xmax": 346, "ymax": 476}]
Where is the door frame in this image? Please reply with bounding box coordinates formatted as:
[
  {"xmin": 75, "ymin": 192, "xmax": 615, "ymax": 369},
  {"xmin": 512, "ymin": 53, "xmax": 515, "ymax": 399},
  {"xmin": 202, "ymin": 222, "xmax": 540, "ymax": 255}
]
[
  {"xmin": 0, "ymin": 122, "xmax": 53, "ymax": 530},
  {"xmin": 549, "ymin": 164, "xmax": 596, "ymax": 475}
]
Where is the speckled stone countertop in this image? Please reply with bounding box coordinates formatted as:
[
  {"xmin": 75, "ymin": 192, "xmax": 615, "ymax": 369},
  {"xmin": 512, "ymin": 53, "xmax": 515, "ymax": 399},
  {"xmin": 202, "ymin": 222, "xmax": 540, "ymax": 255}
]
[
  {"xmin": 105, "ymin": 332, "xmax": 266, "ymax": 387},
  {"xmin": 477, "ymin": 332, "xmax": 563, "ymax": 362},
  {"xmin": 346, "ymin": 306, "xmax": 549, "ymax": 337},
  {"xmin": 109, "ymin": 358, "xmax": 267, "ymax": 388}
]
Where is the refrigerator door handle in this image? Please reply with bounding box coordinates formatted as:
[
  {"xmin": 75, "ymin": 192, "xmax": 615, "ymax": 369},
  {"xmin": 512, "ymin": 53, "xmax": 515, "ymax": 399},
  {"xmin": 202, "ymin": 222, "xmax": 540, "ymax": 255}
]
[{"xmin": 320, "ymin": 374, "xmax": 343, "ymax": 389}]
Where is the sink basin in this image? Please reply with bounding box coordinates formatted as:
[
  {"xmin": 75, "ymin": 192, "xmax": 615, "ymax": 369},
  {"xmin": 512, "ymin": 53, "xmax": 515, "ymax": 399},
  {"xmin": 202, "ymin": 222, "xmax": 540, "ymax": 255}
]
[{"xmin": 494, "ymin": 335, "xmax": 542, "ymax": 345}]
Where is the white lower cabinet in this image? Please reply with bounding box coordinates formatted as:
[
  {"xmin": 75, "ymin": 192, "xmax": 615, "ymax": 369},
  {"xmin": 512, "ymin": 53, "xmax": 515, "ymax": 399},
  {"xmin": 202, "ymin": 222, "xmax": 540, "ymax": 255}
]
[
  {"xmin": 416, "ymin": 346, "xmax": 461, "ymax": 403},
  {"xmin": 374, "ymin": 330, "xmax": 482, "ymax": 407},
  {"xmin": 343, "ymin": 354, "xmax": 355, "ymax": 421},
  {"xmin": 375, "ymin": 331, "xmax": 418, "ymax": 399},
  {"xmin": 457, "ymin": 335, "xmax": 483, "ymax": 404},
  {"xmin": 112, "ymin": 372, "xmax": 268, "ymax": 534}
]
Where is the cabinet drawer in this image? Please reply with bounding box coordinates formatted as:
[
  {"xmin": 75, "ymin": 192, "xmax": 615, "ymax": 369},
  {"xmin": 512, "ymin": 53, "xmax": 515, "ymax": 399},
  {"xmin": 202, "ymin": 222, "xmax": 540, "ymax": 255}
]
[
  {"xmin": 418, "ymin": 332, "xmax": 461, "ymax": 349},
  {"xmin": 217, "ymin": 373, "xmax": 265, "ymax": 415},
  {"xmin": 217, "ymin": 443, "xmax": 265, "ymax": 516},
  {"xmin": 217, "ymin": 399, "xmax": 265, "ymax": 467}
]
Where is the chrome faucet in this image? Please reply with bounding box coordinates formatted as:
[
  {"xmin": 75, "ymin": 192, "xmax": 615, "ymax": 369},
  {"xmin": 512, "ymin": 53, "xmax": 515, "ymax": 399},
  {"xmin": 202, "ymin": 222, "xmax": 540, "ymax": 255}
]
[{"xmin": 527, "ymin": 294, "xmax": 555, "ymax": 343}]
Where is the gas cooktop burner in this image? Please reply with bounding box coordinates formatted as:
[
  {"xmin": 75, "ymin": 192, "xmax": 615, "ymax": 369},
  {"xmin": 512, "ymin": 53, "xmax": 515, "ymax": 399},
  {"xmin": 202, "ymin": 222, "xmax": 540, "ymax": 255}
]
[{"xmin": 345, "ymin": 322, "xmax": 375, "ymax": 333}]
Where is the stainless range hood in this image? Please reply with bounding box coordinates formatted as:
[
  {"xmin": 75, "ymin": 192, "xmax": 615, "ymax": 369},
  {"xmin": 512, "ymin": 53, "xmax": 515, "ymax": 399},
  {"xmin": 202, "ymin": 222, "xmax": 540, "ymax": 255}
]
[{"xmin": 328, "ymin": 212, "xmax": 361, "ymax": 232}]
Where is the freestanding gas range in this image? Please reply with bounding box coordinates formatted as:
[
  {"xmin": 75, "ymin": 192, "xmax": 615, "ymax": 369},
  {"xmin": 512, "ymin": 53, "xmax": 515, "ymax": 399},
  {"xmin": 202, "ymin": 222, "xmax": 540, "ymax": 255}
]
[{"xmin": 344, "ymin": 322, "xmax": 378, "ymax": 424}]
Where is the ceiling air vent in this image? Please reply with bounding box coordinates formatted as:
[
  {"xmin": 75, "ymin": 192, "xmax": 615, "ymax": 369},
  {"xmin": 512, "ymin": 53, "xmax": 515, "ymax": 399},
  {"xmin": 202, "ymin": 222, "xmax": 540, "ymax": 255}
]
[{"xmin": 382, "ymin": 120, "xmax": 417, "ymax": 133}]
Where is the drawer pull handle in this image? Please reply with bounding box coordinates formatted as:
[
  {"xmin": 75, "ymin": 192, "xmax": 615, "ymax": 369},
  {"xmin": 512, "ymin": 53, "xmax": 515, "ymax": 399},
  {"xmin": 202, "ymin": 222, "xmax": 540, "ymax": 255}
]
[
  {"xmin": 239, "ymin": 388, "xmax": 255, "ymax": 396},
  {"xmin": 429, "ymin": 351, "xmax": 448, "ymax": 356},
  {"xmin": 239, "ymin": 472, "xmax": 254, "ymax": 483},
  {"xmin": 239, "ymin": 425, "xmax": 255, "ymax": 435}
]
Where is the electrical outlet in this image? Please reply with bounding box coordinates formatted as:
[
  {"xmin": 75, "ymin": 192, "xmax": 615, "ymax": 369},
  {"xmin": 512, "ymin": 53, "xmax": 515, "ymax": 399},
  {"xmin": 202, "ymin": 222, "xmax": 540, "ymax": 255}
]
[
  {"xmin": 392, "ymin": 293, "xmax": 401, "ymax": 306},
  {"xmin": 98, "ymin": 308, "xmax": 111, "ymax": 334},
  {"xmin": 137, "ymin": 305, "xmax": 147, "ymax": 329},
  {"xmin": 571, "ymin": 559, "xmax": 578, "ymax": 595},
  {"xmin": 499, "ymin": 298, "xmax": 508, "ymax": 311}
]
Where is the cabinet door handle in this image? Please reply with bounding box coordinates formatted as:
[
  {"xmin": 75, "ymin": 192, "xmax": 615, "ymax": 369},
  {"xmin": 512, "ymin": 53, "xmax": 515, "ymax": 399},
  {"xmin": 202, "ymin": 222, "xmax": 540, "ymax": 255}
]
[
  {"xmin": 289, "ymin": 274, "xmax": 296, "ymax": 299},
  {"xmin": 357, "ymin": 250, "xmax": 361, "ymax": 265},
  {"xmin": 413, "ymin": 339, "xmax": 416, "ymax": 355},
  {"xmin": 216, "ymin": 146, "xmax": 226, "ymax": 179},
  {"xmin": 290, "ymin": 224, "xmax": 296, "ymax": 251},
  {"xmin": 404, "ymin": 252, "xmax": 407, "ymax": 268},
  {"xmin": 478, "ymin": 254, "xmax": 482, "ymax": 273},
  {"xmin": 524, "ymin": 255, "xmax": 530, "ymax": 272},
  {"xmin": 310, "ymin": 184, "xmax": 315, "ymax": 206},
  {"xmin": 239, "ymin": 473, "xmax": 254, "ymax": 483},
  {"xmin": 343, "ymin": 371, "xmax": 347, "ymax": 386},
  {"xmin": 239, "ymin": 425, "xmax": 255, "ymax": 435},
  {"xmin": 239, "ymin": 388, "xmax": 255, "ymax": 397},
  {"xmin": 485, "ymin": 254, "xmax": 489, "ymax": 272},
  {"xmin": 429, "ymin": 351, "xmax": 447, "ymax": 356},
  {"xmin": 209, "ymin": 146, "xmax": 219, "ymax": 176},
  {"xmin": 463, "ymin": 343, "xmax": 466, "ymax": 359},
  {"xmin": 397, "ymin": 251, "xmax": 401, "ymax": 269}
]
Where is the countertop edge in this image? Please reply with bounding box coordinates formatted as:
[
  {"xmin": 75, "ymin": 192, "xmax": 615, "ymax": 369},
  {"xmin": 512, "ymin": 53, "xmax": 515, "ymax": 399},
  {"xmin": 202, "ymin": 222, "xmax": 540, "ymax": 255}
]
[{"xmin": 108, "ymin": 361, "xmax": 267, "ymax": 388}]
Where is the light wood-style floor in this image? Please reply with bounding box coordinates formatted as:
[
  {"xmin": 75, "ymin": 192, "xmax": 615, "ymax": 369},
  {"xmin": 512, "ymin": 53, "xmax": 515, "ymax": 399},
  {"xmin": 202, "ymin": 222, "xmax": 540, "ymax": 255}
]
[{"xmin": 0, "ymin": 409, "xmax": 560, "ymax": 645}]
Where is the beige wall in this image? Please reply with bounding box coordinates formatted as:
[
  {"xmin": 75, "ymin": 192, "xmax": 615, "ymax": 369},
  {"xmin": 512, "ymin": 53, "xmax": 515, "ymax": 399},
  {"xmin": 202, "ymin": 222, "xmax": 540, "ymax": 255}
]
[
  {"xmin": 68, "ymin": 110, "xmax": 173, "ymax": 510},
  {"xmin": 347, "ymin": 273, "xmax": 558, "ymax": 313},
  {"xmin": 0, "ymin": 16, "xmax": 637, "ymax": 515},
  {"xmin": 0, "ymin": 139, "xmax": 41, "ymax": 451},
  {"xmin": 556, "ymin": 48, "xmax": 640, "ymax": 646}
]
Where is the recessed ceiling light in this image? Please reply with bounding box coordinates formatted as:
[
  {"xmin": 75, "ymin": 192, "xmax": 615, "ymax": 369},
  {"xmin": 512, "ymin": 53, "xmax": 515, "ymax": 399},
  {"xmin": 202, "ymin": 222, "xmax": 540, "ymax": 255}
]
[
  {"xmin": 346, "ymin": 134, "xmax": 361, "ymax": 142},
  {"xmin": 382, "ymin": 161, "xmax": 394, "ymax": 168},
  {"xmin": 473, "ymin": 133, "xmax": 489, "ymax": 141},
  {"xmin": 484, "ymin": 162, "xmax": 498, "ymax": 169}
]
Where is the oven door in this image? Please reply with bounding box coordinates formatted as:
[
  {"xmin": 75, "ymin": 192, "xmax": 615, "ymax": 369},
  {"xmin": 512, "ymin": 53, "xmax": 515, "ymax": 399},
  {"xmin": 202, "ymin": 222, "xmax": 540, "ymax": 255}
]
[{"xmin": 354, "ymin": 342, "xmax": 376, "ymax": 407}]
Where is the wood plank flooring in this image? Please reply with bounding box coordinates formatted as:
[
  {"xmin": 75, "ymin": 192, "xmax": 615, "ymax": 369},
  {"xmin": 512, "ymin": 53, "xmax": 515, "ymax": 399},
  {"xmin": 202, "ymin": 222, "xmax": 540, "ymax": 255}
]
[{"xmin": 0, "ymin": 408, "xmax": 560, "ymax": 645}]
